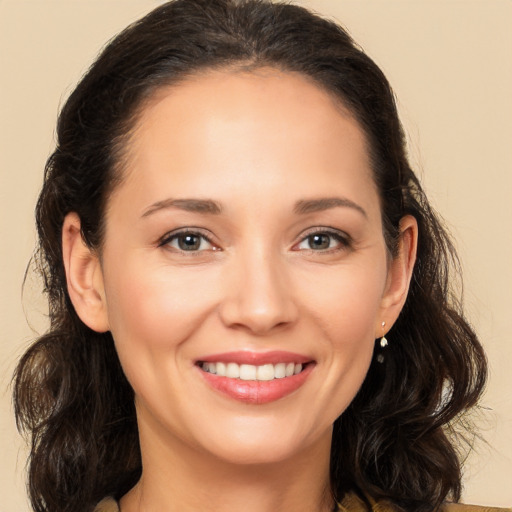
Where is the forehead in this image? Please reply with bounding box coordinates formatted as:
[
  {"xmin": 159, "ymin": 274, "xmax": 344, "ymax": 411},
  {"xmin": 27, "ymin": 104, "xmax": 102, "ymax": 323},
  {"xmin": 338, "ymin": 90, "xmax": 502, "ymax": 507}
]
[{"xmin": 112, "ymin": 68, "xmax": 378, "ymax": 218}]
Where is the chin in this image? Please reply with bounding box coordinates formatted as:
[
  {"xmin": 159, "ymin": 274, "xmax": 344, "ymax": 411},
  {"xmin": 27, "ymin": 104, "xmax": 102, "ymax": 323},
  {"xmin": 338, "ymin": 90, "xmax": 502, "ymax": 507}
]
[
  {"xmin": 207, "ymin": 439, "xmax": 304, "ymax": 467},
  {"xmin": 192, "ymin": 417, "xmax": 331, "ymax": 468}
]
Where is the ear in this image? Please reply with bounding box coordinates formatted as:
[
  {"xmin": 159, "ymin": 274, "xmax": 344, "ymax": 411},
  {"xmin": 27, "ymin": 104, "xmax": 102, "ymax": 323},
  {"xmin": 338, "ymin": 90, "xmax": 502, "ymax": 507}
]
[
  {"xmin": 62, "ymin": 212, "xmax": 109, "ymax": 333},
  {"xmin": 376, "ymin": 215, "xmax": 418, "ymax": 336}
]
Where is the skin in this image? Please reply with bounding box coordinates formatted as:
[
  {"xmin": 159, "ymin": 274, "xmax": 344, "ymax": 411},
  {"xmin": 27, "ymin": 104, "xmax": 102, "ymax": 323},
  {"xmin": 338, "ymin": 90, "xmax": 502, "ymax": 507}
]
[{"xmin": 62, "ymin": 68, "xmax": 417, "ymax": 512}]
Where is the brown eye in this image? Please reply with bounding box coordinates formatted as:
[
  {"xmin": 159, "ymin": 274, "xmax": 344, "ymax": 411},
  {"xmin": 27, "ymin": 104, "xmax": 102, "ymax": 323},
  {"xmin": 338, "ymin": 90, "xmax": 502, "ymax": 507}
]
[
  {"xmin": 307, "ymin": 234, "xmax": 331, "ymax": 250},
  {"xmin": 178, "ymin": 234, "xmax": 202, "ymax": 251},
  {"xmin": 160, "ymin": 230, "xmax": 217, "ymax": 252},
  {"xmin": 296, "ymin": 231, "xmax": 347, "ymax": 252}
]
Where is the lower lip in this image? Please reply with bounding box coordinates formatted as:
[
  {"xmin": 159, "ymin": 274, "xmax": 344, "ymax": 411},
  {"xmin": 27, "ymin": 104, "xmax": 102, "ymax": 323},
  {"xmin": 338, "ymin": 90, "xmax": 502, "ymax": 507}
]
[{"xmin": 198, "ymin": 364, "xmax": 314, "ymax": 405}]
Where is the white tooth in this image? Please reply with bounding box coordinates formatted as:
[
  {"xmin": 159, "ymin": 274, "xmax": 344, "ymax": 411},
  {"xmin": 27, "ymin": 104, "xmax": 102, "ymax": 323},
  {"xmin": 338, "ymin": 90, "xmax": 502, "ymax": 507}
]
[
  {"xmin": 226, "ymin": 362, "xmax": 240, "ymax": 378},
  {"xmin": 207, "ymin": 361, "xmax": 302, "ymax": 380},
  {"xmin": 216, "ymin": 362, "xmax": 226, "ymax": 377},
  {"xmin": 257, "ymin": 364, "xmax": 275, "ymax": 381},
  {"xmin": 239, "ymin": 364, "xmax": 257, "ymax": 381},
  {"xmin": 274, "ymin": 363, "xmax": 286, "ymax": 379}
]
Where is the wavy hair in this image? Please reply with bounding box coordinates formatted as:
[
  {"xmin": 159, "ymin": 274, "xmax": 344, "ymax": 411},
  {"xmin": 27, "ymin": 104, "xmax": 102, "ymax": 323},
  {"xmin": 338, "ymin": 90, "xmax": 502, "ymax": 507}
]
[{"xmin": 13, "ymin": 1, "xmax": 487, "ymax": 511}]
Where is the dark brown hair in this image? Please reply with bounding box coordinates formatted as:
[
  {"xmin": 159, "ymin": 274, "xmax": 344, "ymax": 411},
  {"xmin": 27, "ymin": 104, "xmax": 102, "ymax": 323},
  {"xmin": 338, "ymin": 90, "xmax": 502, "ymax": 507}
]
[{"xmin": 13, "ymin": 1, "xmax": 487, "ymax": 511}]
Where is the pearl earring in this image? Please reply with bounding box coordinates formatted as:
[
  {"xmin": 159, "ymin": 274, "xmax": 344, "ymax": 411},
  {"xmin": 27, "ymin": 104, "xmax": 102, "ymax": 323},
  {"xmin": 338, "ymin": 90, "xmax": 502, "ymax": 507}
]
[
  {"xmin": 380, "ymin": 321, "xmax": 387, "ymax": 346},
  {"xmin": 377, "ymin": 321, "xmax": 388, "ymax": 363}
]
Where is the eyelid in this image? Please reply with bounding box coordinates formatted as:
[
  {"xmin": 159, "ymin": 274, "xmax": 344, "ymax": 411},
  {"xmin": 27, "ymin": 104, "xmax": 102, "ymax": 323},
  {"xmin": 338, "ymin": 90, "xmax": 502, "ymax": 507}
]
[
  {"xmin": 292, "ymin": 227, "xmax": 352, "ymax": 251},
  {"xmin": 157, "ymin": 226, "xmax": 351, "ymax": 253},
  {"xmin": 158, "ymin": 227, "xmax": 220, "ymax": 251}
]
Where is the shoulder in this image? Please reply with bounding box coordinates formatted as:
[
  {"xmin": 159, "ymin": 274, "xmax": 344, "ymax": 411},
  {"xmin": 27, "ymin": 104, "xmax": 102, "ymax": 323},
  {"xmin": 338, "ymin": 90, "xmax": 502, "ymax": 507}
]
[
  {"xmin": 93, "ymin": 497, "xmax": 119, "ymax": 512},
  {"xmin": 338, "ymin": 493, "xmax": 511, "ymax": 512},
  {"xmin": 93, "ymin": 495, "xmax": 511, "ymax": 512},
  {"xmin": 442, "ymin": 504, "xmax": 512, "ymax": 512}
]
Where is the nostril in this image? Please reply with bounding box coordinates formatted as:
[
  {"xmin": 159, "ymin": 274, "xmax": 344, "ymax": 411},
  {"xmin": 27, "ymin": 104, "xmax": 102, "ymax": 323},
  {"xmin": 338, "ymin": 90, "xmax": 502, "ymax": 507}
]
[{"xmin": 218, "ymin": 298, "xmax": 299, "ymax": 334}]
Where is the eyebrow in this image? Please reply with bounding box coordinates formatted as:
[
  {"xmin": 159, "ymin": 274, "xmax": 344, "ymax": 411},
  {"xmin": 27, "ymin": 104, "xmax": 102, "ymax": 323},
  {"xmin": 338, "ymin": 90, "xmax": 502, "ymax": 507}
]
[
  {"xmin": 142, "ymin": 198, "xmax": 223, "ymax": 217},
  {"xmin": 293, "ymin": 197, "xmax": 367, "ymax": 218},
  {"xmin": 141, "ymin": 196, "xmax": 366, "ymax": 219}
]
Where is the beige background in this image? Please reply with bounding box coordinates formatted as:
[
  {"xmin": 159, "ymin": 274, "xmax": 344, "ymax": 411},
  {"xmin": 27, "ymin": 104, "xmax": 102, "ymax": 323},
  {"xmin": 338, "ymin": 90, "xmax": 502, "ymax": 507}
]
[{"xmin": 1, "ymin": 1, "xmax": 511, "ymax": 510}]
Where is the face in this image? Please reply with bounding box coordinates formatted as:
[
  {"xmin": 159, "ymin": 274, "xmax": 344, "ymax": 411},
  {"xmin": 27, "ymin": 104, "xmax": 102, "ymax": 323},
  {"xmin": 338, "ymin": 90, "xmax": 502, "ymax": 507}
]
[{"xmin": 84, "ymin": 69, "xmax": 410, "ymax": 466}]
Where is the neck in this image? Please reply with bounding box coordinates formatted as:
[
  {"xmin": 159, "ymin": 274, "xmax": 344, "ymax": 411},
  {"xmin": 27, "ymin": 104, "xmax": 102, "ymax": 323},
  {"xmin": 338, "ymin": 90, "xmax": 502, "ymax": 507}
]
[{"xmin": 120, "ymin": 408, "xmax": 334, "ymax": 512}]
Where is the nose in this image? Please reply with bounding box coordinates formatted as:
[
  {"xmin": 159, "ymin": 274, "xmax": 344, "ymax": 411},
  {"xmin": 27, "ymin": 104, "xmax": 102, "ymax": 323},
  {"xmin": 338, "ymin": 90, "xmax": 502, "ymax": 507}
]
[{"xmin": 218, "ymin": 249, "xmax": 299, "ymax": 335}]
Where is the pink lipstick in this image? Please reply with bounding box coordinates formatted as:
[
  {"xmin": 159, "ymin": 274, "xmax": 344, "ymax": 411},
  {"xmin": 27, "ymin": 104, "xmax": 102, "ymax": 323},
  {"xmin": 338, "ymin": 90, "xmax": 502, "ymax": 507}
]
[{"xmin": 196, "ymin": 351, "xmax": 315, "ymax": 404}]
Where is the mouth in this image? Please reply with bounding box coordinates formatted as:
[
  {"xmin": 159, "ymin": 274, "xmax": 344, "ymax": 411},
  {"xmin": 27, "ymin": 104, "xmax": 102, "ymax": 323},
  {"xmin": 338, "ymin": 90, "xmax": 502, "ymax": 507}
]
[
  {"xmin": 195, "ymin": 352, "xmax": 315, "ymax": 404},
  {"xmin": 198, "ymin": 361, "xmax": 306, "ymax": 380}
]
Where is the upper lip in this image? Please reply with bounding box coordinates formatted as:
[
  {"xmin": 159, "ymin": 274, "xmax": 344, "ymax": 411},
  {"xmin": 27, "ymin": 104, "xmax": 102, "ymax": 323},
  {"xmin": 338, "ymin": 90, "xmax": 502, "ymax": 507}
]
[{"xmin": 197, "ymin": 350, "xmax": 313, "ymax": 365}]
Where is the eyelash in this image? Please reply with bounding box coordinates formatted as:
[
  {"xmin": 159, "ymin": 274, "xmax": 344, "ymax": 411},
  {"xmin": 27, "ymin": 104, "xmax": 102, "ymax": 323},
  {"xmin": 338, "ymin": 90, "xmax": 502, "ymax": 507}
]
[
  {"xmin": 158, "ymin": 229, "xmax": 218, "ymax": 253},
  {"xmin": 293, "ymin": 228, "xmax": 352, "ymax": 253},
  {"xmin": 158, "ymin": 227, "xmax": 352, "ymax": 254}
]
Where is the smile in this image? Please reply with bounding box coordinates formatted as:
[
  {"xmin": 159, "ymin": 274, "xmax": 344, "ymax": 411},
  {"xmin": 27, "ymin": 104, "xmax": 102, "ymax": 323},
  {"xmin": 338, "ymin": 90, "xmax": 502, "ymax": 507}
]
[
  {"xmin": 196, "ymin": 351, "xmax": 314, "ymax": 404},
  {"xmin": 199, "ymin": 361, "xmax": 304, "ymax": 381}
]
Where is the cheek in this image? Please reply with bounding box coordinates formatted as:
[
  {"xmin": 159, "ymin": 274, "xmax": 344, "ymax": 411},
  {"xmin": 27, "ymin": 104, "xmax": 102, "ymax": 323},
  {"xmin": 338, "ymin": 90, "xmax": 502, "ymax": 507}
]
[
  {"xmin": 295, "ymin": 256, "xmax": 387, "ymax": 411},
  {"xmin": 298, "ymin": 257, "xmax": 387, "ymax": 342},
  {"xmin": 102, "ymin": 263, "xmax": 223, "ymax": 422},
  {"xmin": 103, "ymin": 260, "xmax": 217, "ymax": 363}
]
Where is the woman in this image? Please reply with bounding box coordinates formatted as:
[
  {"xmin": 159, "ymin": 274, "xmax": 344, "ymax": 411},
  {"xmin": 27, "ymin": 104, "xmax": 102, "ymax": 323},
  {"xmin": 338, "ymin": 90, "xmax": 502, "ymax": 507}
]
[{"xmin": 12, "ymin": 1, "xmax": 508, "ymax": 511}]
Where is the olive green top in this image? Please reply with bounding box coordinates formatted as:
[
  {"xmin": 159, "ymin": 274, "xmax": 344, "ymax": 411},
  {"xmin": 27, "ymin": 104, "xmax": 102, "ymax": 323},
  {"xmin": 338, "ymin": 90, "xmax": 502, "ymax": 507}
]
[{"xmin": 93, "ymin": 493, "xmax": 512, "ymax": 512}]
